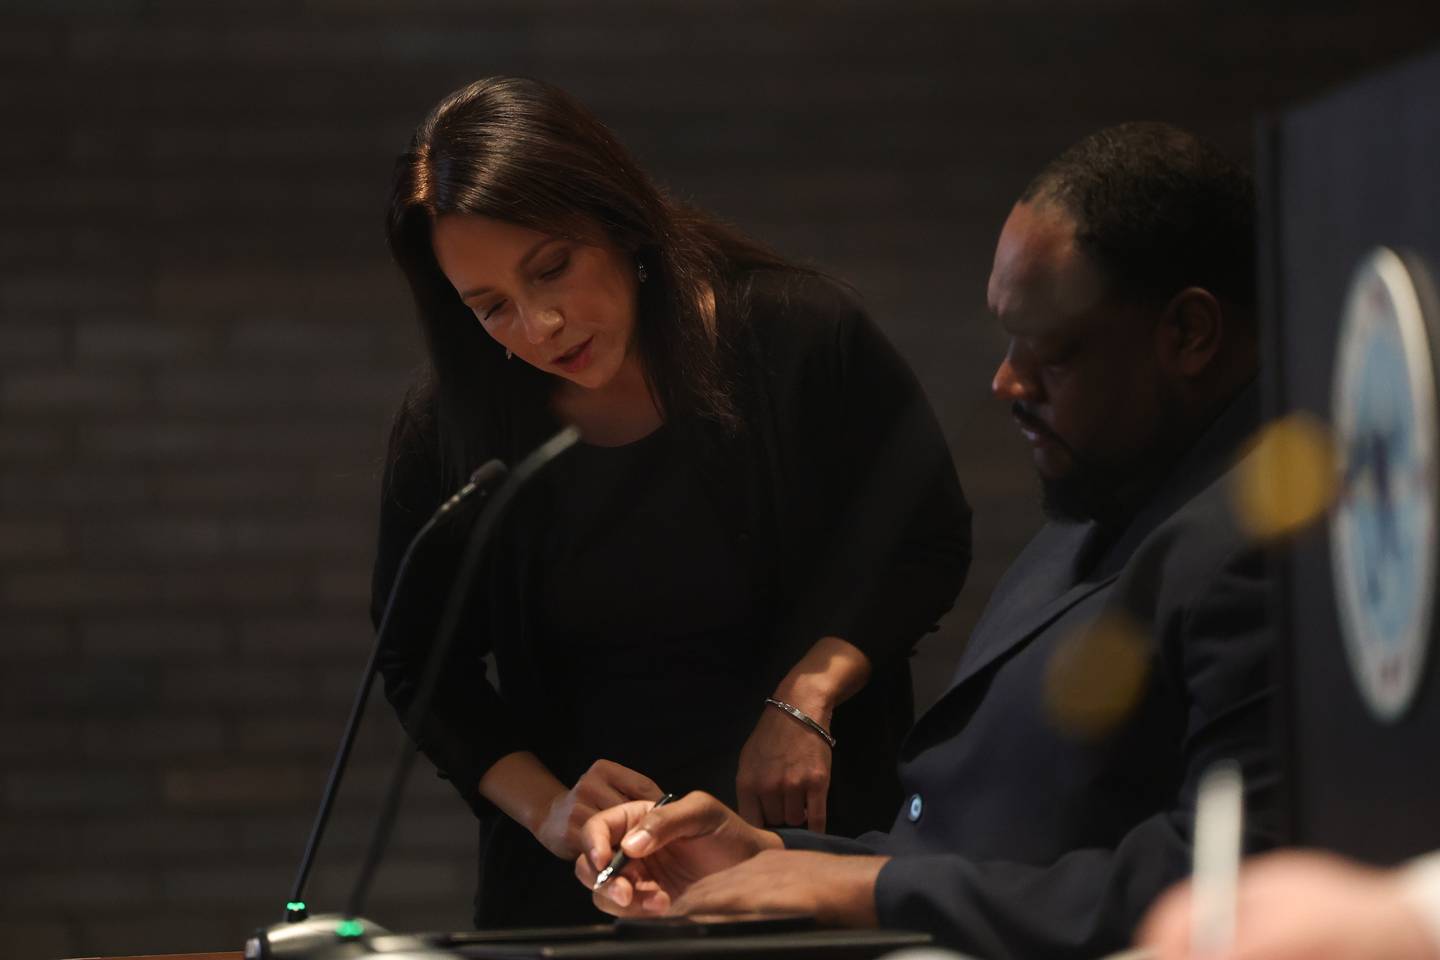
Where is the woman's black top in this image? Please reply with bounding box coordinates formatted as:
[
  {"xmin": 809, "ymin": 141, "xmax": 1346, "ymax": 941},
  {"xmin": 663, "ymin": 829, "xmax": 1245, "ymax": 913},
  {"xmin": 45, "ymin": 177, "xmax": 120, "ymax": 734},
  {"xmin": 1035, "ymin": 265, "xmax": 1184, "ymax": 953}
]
[
  {"xmin": 370, "ymin": 269, "xmax": 972, "ymax": 927},
  {"xmin": 537, "ymin": 425, "xmax": 766, "ymax": 803}
]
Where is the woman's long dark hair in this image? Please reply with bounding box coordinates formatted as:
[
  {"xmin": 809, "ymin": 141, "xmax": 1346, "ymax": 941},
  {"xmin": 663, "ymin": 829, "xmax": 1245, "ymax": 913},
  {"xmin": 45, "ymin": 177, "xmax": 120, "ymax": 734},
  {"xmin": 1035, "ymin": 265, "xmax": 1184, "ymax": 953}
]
[{"xmin": 387, "ymin": 76, "xmax": 795, "ymax": 486}]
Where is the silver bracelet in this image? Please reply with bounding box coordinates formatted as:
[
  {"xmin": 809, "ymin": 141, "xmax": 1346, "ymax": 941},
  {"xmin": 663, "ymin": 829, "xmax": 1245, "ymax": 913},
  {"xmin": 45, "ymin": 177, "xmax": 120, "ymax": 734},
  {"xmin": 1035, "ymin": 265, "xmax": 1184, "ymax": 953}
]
[{"xmin": 764, "ymin": 698, "xmax": 837, "ymax": 749}]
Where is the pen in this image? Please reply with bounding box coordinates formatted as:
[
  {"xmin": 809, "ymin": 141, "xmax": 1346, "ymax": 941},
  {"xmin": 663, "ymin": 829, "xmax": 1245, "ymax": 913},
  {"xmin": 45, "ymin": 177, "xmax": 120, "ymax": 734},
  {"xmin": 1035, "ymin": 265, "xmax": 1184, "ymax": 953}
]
[{"xmin": 593, "ymin": 792, "xmax": 677, "ymax": 891}]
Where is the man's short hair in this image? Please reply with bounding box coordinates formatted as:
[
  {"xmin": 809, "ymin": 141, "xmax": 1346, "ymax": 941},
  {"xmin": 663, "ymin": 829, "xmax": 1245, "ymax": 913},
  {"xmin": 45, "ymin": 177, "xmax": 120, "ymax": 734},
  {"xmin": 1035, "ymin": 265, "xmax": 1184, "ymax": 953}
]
[{"xmin": 1019, "ymin": 122, "xmax": 1256, "ymax": 312}]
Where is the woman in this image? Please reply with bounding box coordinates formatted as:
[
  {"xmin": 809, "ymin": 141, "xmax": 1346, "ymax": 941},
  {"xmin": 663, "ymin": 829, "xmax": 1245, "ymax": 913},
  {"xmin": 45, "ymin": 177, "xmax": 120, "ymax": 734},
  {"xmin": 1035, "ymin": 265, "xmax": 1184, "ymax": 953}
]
[{"xmin": 371, "ymin": 76, "xmax": 970, "ymax": 928}]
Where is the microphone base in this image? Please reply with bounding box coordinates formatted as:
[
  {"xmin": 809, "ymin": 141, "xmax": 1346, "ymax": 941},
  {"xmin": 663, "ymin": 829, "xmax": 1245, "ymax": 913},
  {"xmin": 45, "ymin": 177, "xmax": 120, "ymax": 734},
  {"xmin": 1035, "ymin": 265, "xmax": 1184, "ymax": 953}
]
[{"xmin": 245, "ymin": 914, "xmax": 457, "ymax": 960}]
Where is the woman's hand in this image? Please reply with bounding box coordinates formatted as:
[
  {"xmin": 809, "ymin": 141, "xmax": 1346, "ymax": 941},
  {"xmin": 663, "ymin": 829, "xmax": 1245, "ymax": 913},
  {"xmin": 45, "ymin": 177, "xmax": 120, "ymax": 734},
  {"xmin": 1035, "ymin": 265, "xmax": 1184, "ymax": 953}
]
[
  {"xmin": 735, "ymin": 701, "xmax": 833, "ymax": 832},
  {"xmin": 575, "ymin": 791, "xmax": 783, "ymax": 916},
  {"xmin": 736, "ymin": 635, "xmax": 871, "ymax": 833},
  {"xmin": 532, "ymin": 759, "xmax": 664, "ymax": 861}
]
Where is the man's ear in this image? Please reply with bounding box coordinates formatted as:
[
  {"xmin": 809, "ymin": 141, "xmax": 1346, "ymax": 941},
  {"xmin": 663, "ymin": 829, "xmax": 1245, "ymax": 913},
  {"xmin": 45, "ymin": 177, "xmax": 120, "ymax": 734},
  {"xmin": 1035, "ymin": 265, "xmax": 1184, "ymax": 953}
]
[{"xmin": 1157, "ymin": 287, "xmax": 1224, "ymax": 378}]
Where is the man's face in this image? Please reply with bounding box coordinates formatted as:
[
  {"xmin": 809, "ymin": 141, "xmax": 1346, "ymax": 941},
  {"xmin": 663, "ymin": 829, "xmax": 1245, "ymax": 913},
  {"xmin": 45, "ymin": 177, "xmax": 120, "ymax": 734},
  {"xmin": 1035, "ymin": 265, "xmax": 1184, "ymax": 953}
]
[{"xmin": 987, "ymin": 201, "xmax": 1179, "ymax": 520}]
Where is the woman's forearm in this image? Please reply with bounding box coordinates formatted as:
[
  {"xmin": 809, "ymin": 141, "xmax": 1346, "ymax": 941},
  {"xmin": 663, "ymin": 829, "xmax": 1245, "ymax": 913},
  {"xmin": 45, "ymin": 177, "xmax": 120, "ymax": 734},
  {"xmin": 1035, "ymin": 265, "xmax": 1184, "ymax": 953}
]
[
  {"xmin": 477, "ymin": 750, "xmax": 568, "ymax": 834},
  {"xmin": 772, "ymin": 635, "xmax": 872, "ymax": 726}
]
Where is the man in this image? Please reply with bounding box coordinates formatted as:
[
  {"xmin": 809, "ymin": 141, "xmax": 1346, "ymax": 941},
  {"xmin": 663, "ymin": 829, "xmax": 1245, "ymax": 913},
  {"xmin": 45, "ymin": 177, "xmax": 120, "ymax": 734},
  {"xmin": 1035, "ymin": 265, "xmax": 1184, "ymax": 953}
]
[{"xmin": 574, "ymin": 123, "xmax": 1278, "ymax": 959}]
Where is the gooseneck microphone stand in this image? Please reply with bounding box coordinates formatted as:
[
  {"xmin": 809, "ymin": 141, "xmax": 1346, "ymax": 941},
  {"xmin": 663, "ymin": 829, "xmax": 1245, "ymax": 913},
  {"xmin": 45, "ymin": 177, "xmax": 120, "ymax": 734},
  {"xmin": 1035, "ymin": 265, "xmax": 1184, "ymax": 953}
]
[
  {"xmin": 285, "ymin": 459, "xmax": 510, "ymax": 922},
  {"xmin": 247, "ymin": 458, "xmax": 508, "ymax": 960},
  {"xmin": 345, "ymin": 426, "xmax": 579, "ymax": 921},
  {"xmin": 248, "ymin": 426, "xmax": 579, "ymax": 960}
]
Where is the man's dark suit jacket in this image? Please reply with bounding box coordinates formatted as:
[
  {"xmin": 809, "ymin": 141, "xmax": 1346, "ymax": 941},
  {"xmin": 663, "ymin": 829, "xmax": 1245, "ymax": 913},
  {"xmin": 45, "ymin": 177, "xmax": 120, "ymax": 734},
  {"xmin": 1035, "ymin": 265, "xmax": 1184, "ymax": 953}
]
[{"xmin": 784, "ymin": 383, "xmax": 1278, "ymax": 959}]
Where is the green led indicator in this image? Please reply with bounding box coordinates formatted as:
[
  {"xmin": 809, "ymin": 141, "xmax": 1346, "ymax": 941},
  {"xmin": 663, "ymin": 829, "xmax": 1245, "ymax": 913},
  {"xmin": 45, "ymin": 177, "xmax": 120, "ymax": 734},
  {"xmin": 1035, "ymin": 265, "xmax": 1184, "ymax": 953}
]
[
  {"xmin": 286, "ymin": 902, "xmax": 306, "ymax": 912},
  {"xmin": 335, "ymin": 920, "xmax": 365, "ymax": 939}
]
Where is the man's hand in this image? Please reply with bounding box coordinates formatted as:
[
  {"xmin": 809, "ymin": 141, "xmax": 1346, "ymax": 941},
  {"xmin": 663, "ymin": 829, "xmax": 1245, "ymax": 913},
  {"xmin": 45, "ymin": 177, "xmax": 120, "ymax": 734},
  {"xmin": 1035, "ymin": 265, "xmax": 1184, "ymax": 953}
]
[
  {"xmin": 1139, "ymin": 850, "xmax": 1440, "ymax": 960},
  {"xmin": 673, "ymin": 850, "xmax": 889, "ymax": 927},
  {"xmin": 533, "ymin": 759, "xmax": 663, "ymax": 861},
  {"xmin": 575, "ymin": 791, "xmax": 782, "ymax": 915}
]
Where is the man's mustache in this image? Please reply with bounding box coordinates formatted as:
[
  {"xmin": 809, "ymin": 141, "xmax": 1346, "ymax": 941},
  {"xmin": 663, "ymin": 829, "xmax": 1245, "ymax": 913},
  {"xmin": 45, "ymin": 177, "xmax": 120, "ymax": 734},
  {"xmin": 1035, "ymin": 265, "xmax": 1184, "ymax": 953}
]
[
  {"xmin": 1012, "ymin": 402, "xmax": 1061, "ymax": 443},
  {"xmin": 1012, "ymin": 402, "xmax": 1097, "ymax": 470}
]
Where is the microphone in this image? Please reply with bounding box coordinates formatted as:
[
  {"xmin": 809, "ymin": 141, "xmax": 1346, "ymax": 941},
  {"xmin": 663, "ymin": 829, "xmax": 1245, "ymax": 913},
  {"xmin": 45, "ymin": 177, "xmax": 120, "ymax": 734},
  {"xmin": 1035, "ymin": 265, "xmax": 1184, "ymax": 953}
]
[
  {"xmin": 246, "ymin": 458, "xmax": 507, "ymax": 960},
  {"xmin": 248, "ymin": 427, "xmax": 580, "ymax": 960},
  {"xmin": 345, "ymin": 426, "xmax": 579, "ymax": 918}
]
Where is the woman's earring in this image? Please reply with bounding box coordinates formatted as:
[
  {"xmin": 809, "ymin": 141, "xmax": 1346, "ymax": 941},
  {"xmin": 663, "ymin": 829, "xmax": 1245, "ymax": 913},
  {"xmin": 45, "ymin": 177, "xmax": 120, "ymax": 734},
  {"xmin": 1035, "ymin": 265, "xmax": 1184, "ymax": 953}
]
[
  {"xmin": 636, "ymin": 261, "xmax": 648, "ymax": 284},
  {"xmin": 505, "ymin": 348, "xmax": 513, "ymax": 361}
]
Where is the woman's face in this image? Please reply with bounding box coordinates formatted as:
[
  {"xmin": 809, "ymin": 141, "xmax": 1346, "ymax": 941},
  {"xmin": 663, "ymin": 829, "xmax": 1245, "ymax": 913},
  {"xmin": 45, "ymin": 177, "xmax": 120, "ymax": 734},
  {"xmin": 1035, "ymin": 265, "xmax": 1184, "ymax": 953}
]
[{"xmin": 431, "ymin": 213, "xmax": 640, "ymax": 390}]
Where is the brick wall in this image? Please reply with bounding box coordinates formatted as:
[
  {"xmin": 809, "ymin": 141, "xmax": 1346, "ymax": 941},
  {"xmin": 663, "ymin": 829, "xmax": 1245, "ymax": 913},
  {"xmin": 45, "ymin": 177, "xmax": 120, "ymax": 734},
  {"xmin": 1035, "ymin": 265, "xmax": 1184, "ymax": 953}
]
[{"xmin": 2, "ymin": 2, "xmax": 1438, "ymax": 957}]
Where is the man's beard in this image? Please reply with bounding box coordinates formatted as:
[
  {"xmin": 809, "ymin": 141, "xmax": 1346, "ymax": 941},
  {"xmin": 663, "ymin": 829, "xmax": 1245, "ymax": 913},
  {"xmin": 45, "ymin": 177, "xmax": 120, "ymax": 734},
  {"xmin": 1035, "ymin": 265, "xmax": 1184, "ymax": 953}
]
[
  {"xmin": 1040, "ymin": 464, "xmax": 1121, "ymax": 524},
  {"xmin": 1033, "ymin": 392, "xmax": 1190, "ymax": 527}
]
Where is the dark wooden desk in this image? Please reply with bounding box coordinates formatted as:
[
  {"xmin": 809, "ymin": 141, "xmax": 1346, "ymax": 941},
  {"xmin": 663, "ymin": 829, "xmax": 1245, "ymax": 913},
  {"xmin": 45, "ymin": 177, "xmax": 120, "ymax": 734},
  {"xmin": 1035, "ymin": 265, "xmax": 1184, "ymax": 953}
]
[{"xmin": 66, "ymin": 953, "xmax": 243, "ymax": 960}]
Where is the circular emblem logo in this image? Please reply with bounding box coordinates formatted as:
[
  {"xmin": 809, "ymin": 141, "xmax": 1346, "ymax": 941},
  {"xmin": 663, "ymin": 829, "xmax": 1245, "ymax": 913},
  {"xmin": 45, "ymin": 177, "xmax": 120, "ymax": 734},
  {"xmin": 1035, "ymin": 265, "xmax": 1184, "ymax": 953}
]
[{"xmin": 1329, "ymin": 247, "xmax": 1439, "ymax": 722}]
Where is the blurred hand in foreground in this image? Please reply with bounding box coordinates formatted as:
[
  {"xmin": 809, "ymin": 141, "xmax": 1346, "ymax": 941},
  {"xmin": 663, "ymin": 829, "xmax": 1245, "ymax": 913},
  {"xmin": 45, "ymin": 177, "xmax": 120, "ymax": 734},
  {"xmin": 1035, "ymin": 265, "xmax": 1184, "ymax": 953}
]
[{"xmin": 1139, "ymin": 850, "xmax": 1440, "ymax": 960}]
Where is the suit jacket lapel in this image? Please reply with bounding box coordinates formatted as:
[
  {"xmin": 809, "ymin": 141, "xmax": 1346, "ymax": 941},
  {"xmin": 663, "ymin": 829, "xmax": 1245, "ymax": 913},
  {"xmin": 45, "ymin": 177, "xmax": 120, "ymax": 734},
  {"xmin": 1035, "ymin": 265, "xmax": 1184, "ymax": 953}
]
[
  {"xmin": 948, "ymin": 565, "xmax": 1118, "ymax": 694},
  {"xmin": 903, "ymin": 540, "xmax": 1118, "ymax": 751},
  {"xmin": 943, "ymin": 520, "xmax": 1113, "ymax": 693}
]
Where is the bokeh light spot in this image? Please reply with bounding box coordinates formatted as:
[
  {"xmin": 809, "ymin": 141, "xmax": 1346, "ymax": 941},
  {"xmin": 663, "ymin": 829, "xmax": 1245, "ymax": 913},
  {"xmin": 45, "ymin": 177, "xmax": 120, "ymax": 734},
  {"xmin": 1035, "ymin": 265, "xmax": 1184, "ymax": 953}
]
[
  {"xmin": 1044, "ymin": 612, "xmax": 1150, "ymax": 740},
  {"xmin": 1229, "ymin": 414, "xmax": 1337, "ymax": 541}
]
